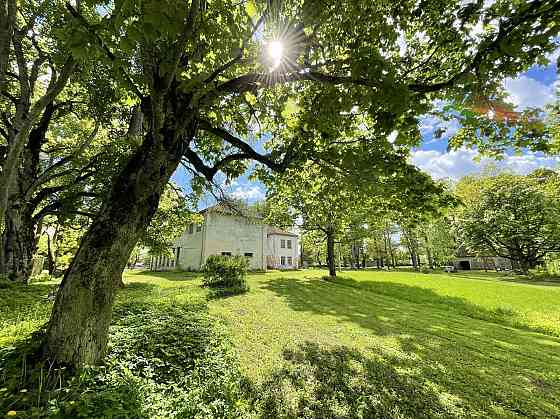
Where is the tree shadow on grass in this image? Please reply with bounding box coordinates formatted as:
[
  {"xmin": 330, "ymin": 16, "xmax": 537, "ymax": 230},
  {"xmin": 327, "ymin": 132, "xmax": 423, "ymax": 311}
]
[
  {"xmin": 261, "ymin": 276, "xmax": 560, "ymax": 417},
  {"xmin": 448, "ymin": 272, "xmax": 560, "ymax": 287},
  {"xmin": 252, "ymin": 341, "xmax": 461, "ymax": 418}
]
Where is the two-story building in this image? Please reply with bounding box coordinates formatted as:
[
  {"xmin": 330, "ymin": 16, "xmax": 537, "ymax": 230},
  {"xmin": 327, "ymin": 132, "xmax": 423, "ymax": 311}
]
[{"xmin": 149, "ymin": 204, "xmax": 299, "ymax": 271}]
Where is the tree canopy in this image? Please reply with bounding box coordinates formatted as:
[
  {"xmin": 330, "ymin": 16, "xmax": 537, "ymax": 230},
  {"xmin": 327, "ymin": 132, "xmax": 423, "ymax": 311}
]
[{"xmin": 456, "ymin": 171, "xmax": 560, "ymax": 274}]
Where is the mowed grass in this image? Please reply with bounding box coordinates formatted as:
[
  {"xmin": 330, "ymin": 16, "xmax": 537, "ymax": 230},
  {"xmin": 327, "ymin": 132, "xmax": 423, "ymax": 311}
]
[
  {"xmin": 1, "ymin": 269, "xmax": 560, "ymax": 417},
  {"xmin": 207, "ymin": 269, "xmax": 560, "ymax": 417}
]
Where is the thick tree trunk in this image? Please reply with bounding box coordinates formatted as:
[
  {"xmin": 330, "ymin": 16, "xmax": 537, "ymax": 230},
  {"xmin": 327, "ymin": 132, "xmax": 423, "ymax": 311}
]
[
  {"xmin": 326, "ymin": 230, "xmax": 336, "ymax": 277},
  {"xmin": 0, "ymin": 204, "xmax": 36, "ymax": 281},
  {"xmin": 42, "ymin": 125, "xmax": 187, "ymax": 367},
  {"xmin": 1, "ymin": 104, "xmax": 55, "ymax": 281},
  {"xmin": 517, "ymin": 259, "xmax": 531, "ymax": 275}
]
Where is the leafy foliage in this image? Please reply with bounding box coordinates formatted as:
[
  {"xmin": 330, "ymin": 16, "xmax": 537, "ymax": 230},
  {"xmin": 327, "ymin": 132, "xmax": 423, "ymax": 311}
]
[
  {"xmin": 0, "ymin": 301, "xmax": 248, "ymax": 418},
  {"xmin": 202, "ymin": 255, "xmax": 249, "ymax": 294},
  {"xmin": 456, "ymin": 171, "xmax": 560, "ymax": 273},
  {"xmin": 141, "ymin": 185, "xmax": 200, "ymax": 257}
]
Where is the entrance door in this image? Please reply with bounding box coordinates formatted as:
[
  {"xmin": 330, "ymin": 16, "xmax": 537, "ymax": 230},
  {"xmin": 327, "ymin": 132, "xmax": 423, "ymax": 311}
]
[{"xmin": 459, "ymin": 260, "xmax": 471, "ymax": 270}]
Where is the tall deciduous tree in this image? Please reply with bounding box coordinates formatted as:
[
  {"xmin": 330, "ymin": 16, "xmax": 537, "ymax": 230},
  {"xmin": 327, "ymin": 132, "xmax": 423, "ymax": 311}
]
[
  {"xmin": 42, "ymin": 0, "xmax": 560, "ymax": 367},
  {"xmin": 0, "ymin": 0, "xmax": 77, "ymax": 230},
  {"xmin": 456, "ymin": 172, "xmax": 560, "ymax": 274}
]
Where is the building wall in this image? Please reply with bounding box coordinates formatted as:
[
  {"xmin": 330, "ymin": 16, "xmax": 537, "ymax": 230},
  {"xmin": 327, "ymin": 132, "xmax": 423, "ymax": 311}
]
[
  {"xmin": 267, "ymin": 234, "xmax": 299, "ymax": 269},
  {"xmin": 453, "ymin": 256, "xmax": 512, "ymax": 271},
  {"xmin": 170, "ymin": 219, "xmax": 205, "ymax": 270},
  {"xmin": 202, "ymin": 212, "xmax": 266, "ymax": 270}
]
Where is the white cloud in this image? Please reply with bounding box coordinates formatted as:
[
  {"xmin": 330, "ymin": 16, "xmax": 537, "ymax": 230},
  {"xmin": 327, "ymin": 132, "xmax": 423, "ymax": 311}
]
[
  {"xmin": 411, "ymin": 148, "xmax": 560, "ymax": 180},
  {"xmin": 228, "ymin": 184, "xmax": 265, "ymax": 201},
  {"xmin": 546, "ymin": 47, "xmax": 560, "ymax": 65},
  {"xmin": 503, "ymin": 75, "xmax": 556, "ymax": 110}
]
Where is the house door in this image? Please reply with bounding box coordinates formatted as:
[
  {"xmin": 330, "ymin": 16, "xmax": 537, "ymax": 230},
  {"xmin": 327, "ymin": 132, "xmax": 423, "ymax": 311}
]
[{"xmin": 459, "ymin": 260, "xmax": 471, "ymax": 270}]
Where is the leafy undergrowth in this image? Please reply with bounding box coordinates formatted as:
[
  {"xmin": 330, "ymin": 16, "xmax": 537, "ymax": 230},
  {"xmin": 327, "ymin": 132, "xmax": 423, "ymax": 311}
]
[{"xmin": 0, "ymin": 287, "xmax": 249, "ymax": 418}]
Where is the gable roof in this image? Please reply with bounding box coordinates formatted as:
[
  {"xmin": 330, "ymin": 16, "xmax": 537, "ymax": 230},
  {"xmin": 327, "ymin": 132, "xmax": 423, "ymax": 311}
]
[
  {"xmin": 267, "ymin": 226, "xmax": 298, "ymax": 237},
  {"xmin": 200, "ymin": 202, "xmax": 262, "ymax": 219}
]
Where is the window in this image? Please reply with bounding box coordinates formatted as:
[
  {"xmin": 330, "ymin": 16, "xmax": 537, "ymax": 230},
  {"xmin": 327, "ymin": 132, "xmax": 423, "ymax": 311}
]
[
  {"xmin": 196, "ymin": 224, "xmax": 202, "ymax": 232},
  {"xmin": 281, "ymin": 239, "xmax": 286, "ymax": 248},
  {"xmin": 287, "ymin": 240, "xmax": 292, "ymax": 249},
  {"xmin": 244, "ymin": 252, "xmax": 253, "ymax": 258},
  {"xmin": 188, "ymin": 224, "xmax": 194, "ymax": 234},
  {"xmin": 281, "ymin": 256, "xmax": 286, "ymax": 265},
  {"xmin": 221, "ymin": 251, "xmax": 232, "ymax": 256},
  {"xmin": 287, "ymin": 257, "xmax": 292, "ymax": 265}
]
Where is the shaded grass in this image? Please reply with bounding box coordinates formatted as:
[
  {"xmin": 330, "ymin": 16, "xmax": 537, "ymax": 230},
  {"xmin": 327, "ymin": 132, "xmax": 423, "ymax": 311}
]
[{"xmin": 0, "ymin": 282, "xmax": 58, "ymax": 347}]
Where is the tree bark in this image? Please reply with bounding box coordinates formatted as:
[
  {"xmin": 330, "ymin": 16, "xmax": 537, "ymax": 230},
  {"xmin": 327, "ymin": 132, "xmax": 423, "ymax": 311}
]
[
  {"xmin": 410, "ymin": 251, "xmax": 418, "ymax": 270},
  {"xmin": 326, "ymin": 229, "xmax": 336, "ymax": 277},
  {"xmin": 0, "ymin": 204, "xmax": 36, "ymax": 282},
  {"xmin": 41, "ymin": 120, "xmax": 189, "ymax": 367}
]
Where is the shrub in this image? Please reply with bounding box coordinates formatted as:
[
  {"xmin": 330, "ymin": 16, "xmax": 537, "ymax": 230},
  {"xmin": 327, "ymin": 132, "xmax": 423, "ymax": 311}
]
[
  {"xmin": 202, "ymin": 255, "xmax": 248, "ymax": 292},
  {"xmin": 420, "ymin": 266, "xmax": 431, "ymax": 274}
]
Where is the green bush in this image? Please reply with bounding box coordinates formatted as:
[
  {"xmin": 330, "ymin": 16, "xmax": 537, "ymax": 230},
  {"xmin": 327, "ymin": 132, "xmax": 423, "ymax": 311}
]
[{"xmin": 202, "ymin": 255, "xmax": 248, "ymax": 292}]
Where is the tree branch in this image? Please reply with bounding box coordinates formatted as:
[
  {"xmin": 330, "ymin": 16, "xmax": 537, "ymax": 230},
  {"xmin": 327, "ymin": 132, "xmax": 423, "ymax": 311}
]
[{"xmin": 197, "ymin": 119, "xmax": 287, "ymax": 171}]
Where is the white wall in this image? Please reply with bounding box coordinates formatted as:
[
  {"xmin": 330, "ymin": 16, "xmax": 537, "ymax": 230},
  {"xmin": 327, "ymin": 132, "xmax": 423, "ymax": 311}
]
[
  {"xmin": 174, "ymin": 221, "xmax": 204, "ymax": 270},
  {"xmin": 203, "ymin": 212, "xmax": 266, "ymax": 270},
  {"xmin": 267, "ymin": 234, "xmax": 299, "ymax": 268}
]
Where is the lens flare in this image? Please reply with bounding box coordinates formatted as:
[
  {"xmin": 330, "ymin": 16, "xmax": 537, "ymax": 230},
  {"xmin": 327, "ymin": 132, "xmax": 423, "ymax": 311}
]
[{"xmin": 267, "ymin": 40, "xmax": 284, "ymax": 70}]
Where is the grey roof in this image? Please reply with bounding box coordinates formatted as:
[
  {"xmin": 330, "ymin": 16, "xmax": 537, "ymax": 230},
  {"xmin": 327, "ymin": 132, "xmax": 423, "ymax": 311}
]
[
  {"xmin": 267, "ymin": 227, "xmax": 298, "ymax": 237},
  {"xmin": 200, "ymin": 202, "xmax": 262, "ymax": 219}
]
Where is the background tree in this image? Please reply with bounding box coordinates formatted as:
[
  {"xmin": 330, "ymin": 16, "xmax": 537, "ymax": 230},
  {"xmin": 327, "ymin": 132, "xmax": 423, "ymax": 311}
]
[
  {"xmin": 136, "ymin": 185, "xmax": 201, "ymax": 265},
  {"xmin": 0, "ymin": 0, "xmax": 77, "ymax": 228},
  {"xmin": 456, "ymin": 172, "xmax": 560, "ymax": 274}
]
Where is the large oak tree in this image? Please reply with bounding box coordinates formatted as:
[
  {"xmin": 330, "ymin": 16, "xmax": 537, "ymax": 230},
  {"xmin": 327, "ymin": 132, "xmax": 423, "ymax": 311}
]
[{"xmin": 36, "ymin": 0, "xmax": 560, "ymax": 367}]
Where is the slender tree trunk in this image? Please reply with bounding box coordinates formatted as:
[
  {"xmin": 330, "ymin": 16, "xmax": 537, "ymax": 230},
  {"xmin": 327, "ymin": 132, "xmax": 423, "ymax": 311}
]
[
  {"xmin": 41, "ymin": 120, "xmax": 188, "ymax": 367},
  {"xmin": 410, "ymin": 250, "xmax": 418, "ymax": 270},
  {"xmin": 46, "ymin": 231, "xmax": 56, "ymax": 275},
  {"xmin": 326, "ymin": 229, "xmax": 336, "ymax": 277}
]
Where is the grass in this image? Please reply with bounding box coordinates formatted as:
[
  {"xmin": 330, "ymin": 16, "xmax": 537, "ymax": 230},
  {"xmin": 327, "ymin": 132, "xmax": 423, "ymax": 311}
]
[
  {"xmin": 208, "ymin": 269, "xmax": 560, "ymax": 417},
  {"xmin": 1, "ymin": 268, "xmax": 560, "ymax": 417}
]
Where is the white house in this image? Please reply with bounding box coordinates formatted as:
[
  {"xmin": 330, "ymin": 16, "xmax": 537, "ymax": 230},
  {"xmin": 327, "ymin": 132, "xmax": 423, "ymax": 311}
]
[{"xmin": 150, "ymin": 204, "xmax": 299, "ymax": 271}]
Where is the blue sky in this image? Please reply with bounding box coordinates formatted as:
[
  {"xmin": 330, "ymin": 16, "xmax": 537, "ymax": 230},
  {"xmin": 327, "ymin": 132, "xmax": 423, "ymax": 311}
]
[{"xmin": 173, "ymin": 49, "xmax": 560, "ymax": 205}]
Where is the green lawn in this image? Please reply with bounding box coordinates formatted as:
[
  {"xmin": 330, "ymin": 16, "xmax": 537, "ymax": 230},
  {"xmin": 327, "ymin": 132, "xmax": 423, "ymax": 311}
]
[{"xmin": 2, "ymin": 269, "xmax": 560, "ymax": 418}]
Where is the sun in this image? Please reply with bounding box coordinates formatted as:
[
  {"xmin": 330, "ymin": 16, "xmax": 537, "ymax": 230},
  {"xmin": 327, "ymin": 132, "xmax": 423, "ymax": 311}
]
[{"xmin": 267, "ymin": 40, "xmax": 284, "ymax": 70}]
